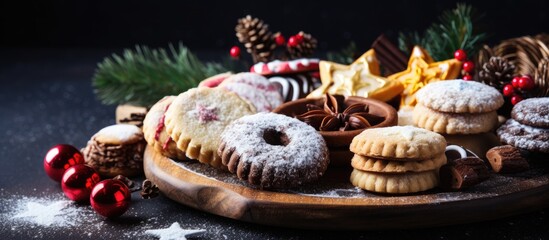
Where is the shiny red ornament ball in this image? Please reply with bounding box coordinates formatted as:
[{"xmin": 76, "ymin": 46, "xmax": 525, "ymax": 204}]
[
  {"xmin": 518, "ymin": 75, "xmax": 535, "ymax": 90},
  {"xmin": 287, "ymin": 36, "xmax": 299, "ymax": 47},
  {"xmin": 511, "ymin": 76, "xmax": 521, "ymax": 88},
  {"xmin": 44, "ymin": 144, "xmax": 85, "ymax": 182},
  {"xmin": 503, "ymin": 84, "xmax": 515, "ymax": 97},
  {"xmin": 90, "ymin": 179, "xmax": 131, "ymax": 218},
  {"xmin": 462, "ymin": 61, "xmax": 475, "ymax": 73},
  {"xmin": 61, "ymin": 165, "xmax": 101, "ymax": 202},
  {"xmin": 229, "ymin": 46, "xmax": 240, "ymax": 58},
  {"xmin": 275, "ymin": 34, "xmax": 285, "ymax": 46},
  {"xmin": 511, "ymin": 95, "xmax": 523, "ymax": 105},
  {"xmin": 462, "ymin": 74, "xmax": 473, "ymax": 80},
  {"xmin": 454, "ymin": 49, "xmax": 467, "ymax": 61}
]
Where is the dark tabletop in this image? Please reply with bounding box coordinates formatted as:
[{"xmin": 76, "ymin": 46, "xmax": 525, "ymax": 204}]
[{"xmin": 0, "ymin": 48, "xmax": 548, "ymax": 240}]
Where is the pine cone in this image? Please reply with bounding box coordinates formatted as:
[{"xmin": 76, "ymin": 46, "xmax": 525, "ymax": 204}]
[
  {"xmin": 235, "ymin": 15, "xmax": 276, "ymax": 63},
  {"xmin": 287, "ymin": 31, "xmax": 317, "ymax": 59},
  {"xmin": 478, "ymin": 57, "xmax": 516, "ymax": 90}
]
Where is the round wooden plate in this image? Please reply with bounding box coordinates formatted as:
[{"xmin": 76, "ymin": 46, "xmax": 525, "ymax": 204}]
[{"xmin": 143, "ymin": 146, "xmax": 549, "ymax": 230}]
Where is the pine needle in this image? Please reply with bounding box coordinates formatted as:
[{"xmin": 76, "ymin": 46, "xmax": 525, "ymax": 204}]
[
  {"xmin": 92, "ymin": 43, "xmax": 228, "ymax": 107},
  {"xmin": 398, "ymin": 3, "xmax": 487, "ymax": 61}
]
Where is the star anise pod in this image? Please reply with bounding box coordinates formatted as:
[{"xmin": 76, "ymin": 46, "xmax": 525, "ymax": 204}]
[{"xmin": 297, "ymin": 94, "xmax": 384, "ymax": 131}]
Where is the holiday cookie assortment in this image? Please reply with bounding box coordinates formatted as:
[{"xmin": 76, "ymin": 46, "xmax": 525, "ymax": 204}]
[
  {"xmin": 135, "ymin": 50, "xmax": 548, "ymax": 193},
  {"xmin": 47, "ymin": 11, "xmax": 549, "ymax": 213}
]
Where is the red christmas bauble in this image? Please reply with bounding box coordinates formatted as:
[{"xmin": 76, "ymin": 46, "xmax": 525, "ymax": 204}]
[
  {"xmin": 288, "ymin": 36, "xmax": 299, "ymax": 47},
  {"xmin": 462, "ymin": 74, "xmax": 473, "ymax": 80},
  {"xmin": 503, "ymin": 84, "xmax": 515, "ymax": 97},
  {"xmin": 462, "ymin": 61, "xmax": 475, "ymax": 73},
  {"xmin": 61, "ymin": 165, "xmax": 101, "ymax": 202},
  {"xmin": 44, "ymin": 144, "xmax": 85, "ymax": 182},
  {"xmin": 229, "ymin": 46, "xmax": 240, "ymax": 58},
  {"xmin": 454, "ymin": 49, "xmax": 467, "ymax": 61},
  {"xmin": 275, "ymin": 34, "xmax": 286, "ymax": 46},
  {"xmin": 511, "ymin": 76, "xmax": 521, "ymax": 88},
  {"xmin": 518, "ymin": 75, "xmax": 535, "ymax": 90},
  {"xmin": 511, "ymin": 95, "xmax": 523, "ymax": 105},
  {"xmin": 90, "ymin": 179, "xmax": 131, "ymax": 218}
]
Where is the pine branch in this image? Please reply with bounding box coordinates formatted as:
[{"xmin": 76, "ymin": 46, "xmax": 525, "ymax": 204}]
[
  {"xmin": 92, "ymin": 43, "xmax": 228, "ymax": 107},
  {"xmin": 398, "ymin": 3, "xmax": 487, "ymax": 61},
  {"xmin": 326, "ymin": 41, "xmax": 358, "ymax": 64}
]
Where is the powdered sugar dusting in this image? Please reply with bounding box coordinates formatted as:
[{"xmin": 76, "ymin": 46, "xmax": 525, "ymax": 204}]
[
  {"xmin": 95, "ymin": 124, "xmax": 141, "ymax": 143},
  {"xmin": 497, "ymin": 119, "xmax": 549, "ymax": 153},
  {"xmin": 511, "ymin": 97, "xmax": 549, "ymax": 128},
  {"xmin": 416, "ymin": 80, "xmax": 504, "ymax": 113},
  {"xmin": 220, "ymin": 112, "xmax": 329, "ymax": 188}
]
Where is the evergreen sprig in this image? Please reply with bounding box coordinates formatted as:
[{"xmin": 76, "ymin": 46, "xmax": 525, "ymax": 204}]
[
  {"xmin": 326, "ymin": 42, "xmax": 358, "ymax": 64},
  {"xmin": 398, "ymin": 3, "xmax": 487, "ymax": 61},
  {"xmin": 92, "ymin": 43, "xmax": 228, "ymax": 107}
]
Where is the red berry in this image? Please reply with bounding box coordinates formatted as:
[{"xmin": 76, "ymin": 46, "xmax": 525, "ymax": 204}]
[
  {"xmin": 462, "ymin": 61, "xmax": 475, "ymax": 73},
  {"xmin": 288, "ymin": 36, "xmax": 299, "ymax": 47},
  {"xmin": 511, "ymin": 76, "xmax": 521, "ymax": 88},
  {"xmin": 462, "ymin": 74, "xmax": 473, "ymax": 80},
  {"xmin": 294, "ymin": 33, "xmax": 304, "ymax": 43},
  {"xmin": 454, "ymin": 49, "xmax": 467, "ymax": 61},
  {"xmin": 229, "ymin": 46, "xmax": 240, "ymax": 58},
  {"xmin": 511, "ymin": 95, "xmax": 523, "ymax": 105},
  {"xmin": 275, "ymin": 34, "xmax": 285, "ymax": 46},
  {"xmin": 503, "ymin": 84, "xmax": 515, "ymax": 97},
  {"xmin": 518, "ymin": 75, "xmax": 535, "ymax": 90}
]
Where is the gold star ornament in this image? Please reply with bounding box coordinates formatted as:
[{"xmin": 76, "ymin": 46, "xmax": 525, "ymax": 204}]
[
  {"xmin": 388, "ymin": 46, "xmax": 462, "ymax": 107},
  {"xmin": 307, "ymin": 49, "xmax": 404, "ymax": 102}
]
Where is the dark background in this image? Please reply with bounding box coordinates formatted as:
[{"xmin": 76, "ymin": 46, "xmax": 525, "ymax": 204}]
[
  {"xmin": 1, "ymin": 1, "xmax": 549, "ymax": 239},
  {"xmin": 1, "ymin": 0, "xmax": 548, "ymax": 52}
]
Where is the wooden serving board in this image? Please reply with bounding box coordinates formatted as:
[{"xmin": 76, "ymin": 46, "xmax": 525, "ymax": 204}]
[{"xmin": 143, "ymin": 146, "xmax": 549, "ymax": 230}]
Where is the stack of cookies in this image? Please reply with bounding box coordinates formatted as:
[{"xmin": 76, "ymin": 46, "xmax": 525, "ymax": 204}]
[
  {"xmin": 82, "ymin": 124, "xmax": 146, "ymax": 177},
  {"xmin": 349, "ymin": 126, "xmax": 447, "ymax": 194},
  {"xmin": 413, "ymin": 80, "xmax": 504, "ymax": 157},
  {"xmin": 497, "ymin": 98, "xmax": 549, "ymax": 153}
]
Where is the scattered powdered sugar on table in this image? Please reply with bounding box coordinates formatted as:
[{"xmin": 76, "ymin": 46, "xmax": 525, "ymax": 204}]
[{"xmin": 0, "ymin": 191, "xmax": 196, "ymax": 239}]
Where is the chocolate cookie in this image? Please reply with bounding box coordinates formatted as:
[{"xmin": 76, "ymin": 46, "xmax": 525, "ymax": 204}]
[
  {"xmin": 497, "ymin": 119, "xmax": 549, "ymax": 153},
  {"xmin": 511, "ymin": 97, "xmax": 549, "ymax": 128}
]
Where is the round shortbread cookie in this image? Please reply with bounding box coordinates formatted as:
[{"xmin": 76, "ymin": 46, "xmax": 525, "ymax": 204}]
[
  {"xmin": 349, "ymin": 126, "xmax": 447, "ymax": 160},
  {"xmin": 511, "ymin": 97, "xmax": 549, "ymax": 128},
  {"xmin": 164, "ymin": 88, "xmax": 256, "ymax": 168},
  {"xmin": 415, "ymin": 80, "xmax": 504, "ymax": 113},
  {"xmin": 350, "ymin": 169, "xmax": 438, "ymax": 194},
  {"xmin": 351, "ymin": 153, "xmax": 447, "ymax": 173},
  {"xmin": 497, "ymin": 119, "xmax": 549, "ymax": 153},
  {"xmin": 413, "ymin": 103, "xmax": 498, "ymax": 134},
  {"xmin": 220, "ymin": 72, "xmax": 284, "ymax": 111},
  {"xmin": 142, "ymin": 96, "xmax": 186, "ymax": 160}
]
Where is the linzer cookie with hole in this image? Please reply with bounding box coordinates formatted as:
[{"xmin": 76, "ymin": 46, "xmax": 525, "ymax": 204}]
[
  {"xmin": 218, "ymin": 113, "xmax": 329, "ymax": 189},
  {"xmin": 164, "ymin": 87, "xmax": 256, "ymax": 168},
  {"xmin": 142, "ymin": 96, "xmax": 186, "ymax": 160},
  {"xmin": 349, "ymin": 126, "xmax": 447, "ymax": 194},
  {"xmin": 82, "ymin": 124, "xmax": 146, "ymax": 177}
]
